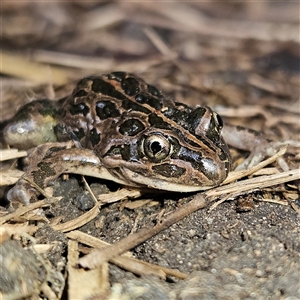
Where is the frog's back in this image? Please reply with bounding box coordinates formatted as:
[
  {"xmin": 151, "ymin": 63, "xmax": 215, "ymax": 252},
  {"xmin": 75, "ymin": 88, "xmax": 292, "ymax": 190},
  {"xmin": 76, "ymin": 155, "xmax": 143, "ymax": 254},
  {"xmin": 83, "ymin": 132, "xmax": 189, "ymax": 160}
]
[{"xmin": 57, "ymin": 72, "xmax": 231, "ymax": 190}]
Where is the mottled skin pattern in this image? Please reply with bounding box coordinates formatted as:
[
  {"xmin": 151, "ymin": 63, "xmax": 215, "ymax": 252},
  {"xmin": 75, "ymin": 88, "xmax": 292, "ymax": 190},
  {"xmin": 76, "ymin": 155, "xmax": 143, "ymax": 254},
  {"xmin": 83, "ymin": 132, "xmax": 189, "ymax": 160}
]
[
  {"xmin": 56, "ymin": 72, "xmax": 231, "ymax": 188},
  {"xmin": 5, "ymin": 72, "xmax": 232, "ymax": 203}
]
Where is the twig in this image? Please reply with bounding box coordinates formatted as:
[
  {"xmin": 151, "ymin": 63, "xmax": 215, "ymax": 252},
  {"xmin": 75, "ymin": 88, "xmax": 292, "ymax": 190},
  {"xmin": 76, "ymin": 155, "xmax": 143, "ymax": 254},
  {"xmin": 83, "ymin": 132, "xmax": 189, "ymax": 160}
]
[
  {"xmin": 81, "ymin": 176, "xmax": 98, "ymax": 205},
  {"xmin": 67, "ymin": 230, "xmax": 187, "ymax": 279}
]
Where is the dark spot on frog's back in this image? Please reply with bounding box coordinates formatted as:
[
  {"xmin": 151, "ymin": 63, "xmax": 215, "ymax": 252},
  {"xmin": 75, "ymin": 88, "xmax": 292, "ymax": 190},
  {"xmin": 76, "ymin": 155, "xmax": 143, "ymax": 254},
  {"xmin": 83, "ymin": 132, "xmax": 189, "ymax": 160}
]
[
  {"xmin": 120, "ymin": 144, "xmax": 131, "ymax": 161},
  {"xmin": 152, "ymin": 164, "xmax": 186, "ymax": 178},
  {"xmin": 121, "ymin": 77, "xmax": 140, "ymax": 96},
  {"xmin": 148, "ymin": 113, "xmax": 170, "ymax": 129},
  {"xmin": 73, "ymin": 128, "xmax": 85, "ymax": 141},
  {"xmin": 70, "ymin": 102, "xmax": 89, "ymax": 116},
  {"xmin": 147, "ymin": 84, "xmax": 163, "ymax": 97},
  {"xmin": 96, "ymin": 101, "xmax": 120, "ymax": 120},
  {"xmin": 91, "ymin": 78, "xmax": 126, "ymax": 101},
  {"xmin": 119, "ymin": 119, "xmax": 145, "ymax": 136},
  {"xmin": 135, "ymin": 94, "xmax": 162, "ymax": 110},
  {"xmin": 90, "ymin": 128, "xmax": 101, "ymax": 147}
]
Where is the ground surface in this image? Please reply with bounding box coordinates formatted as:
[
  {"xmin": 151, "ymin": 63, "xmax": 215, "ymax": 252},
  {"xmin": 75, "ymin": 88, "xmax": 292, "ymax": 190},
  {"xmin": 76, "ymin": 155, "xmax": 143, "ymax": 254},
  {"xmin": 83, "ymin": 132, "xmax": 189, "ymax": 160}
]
[
  {"xmin": 48, "ymin": 177, "xmax": 300, "ymax": 299},
  {"xmin": 0, "ymin": 2, "xmax": 299, "ymax": 299}
]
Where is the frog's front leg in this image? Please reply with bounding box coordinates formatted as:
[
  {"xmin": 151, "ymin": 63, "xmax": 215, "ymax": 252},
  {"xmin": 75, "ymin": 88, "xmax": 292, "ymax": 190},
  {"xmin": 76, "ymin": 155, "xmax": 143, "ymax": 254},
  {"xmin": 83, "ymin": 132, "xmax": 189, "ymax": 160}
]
[
  {"xmin": 222, "ymin": 124, "xmax": 300, "ymax": 171},
  {"xmin": 7, "ymin": 145, "xmax": 126, "ymax": 205}
]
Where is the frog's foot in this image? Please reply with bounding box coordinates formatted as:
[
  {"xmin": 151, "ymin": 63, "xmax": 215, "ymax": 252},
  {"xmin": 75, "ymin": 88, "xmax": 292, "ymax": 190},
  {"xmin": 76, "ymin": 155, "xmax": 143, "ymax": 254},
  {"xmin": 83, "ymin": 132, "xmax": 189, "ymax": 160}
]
[
  {"xmin": 6, "ymin": 142, "xmax": 74, "ymax": 204},
  {"xmin": 7, "ymin": 146, "xmax": 103, "ymax": 204},
  {"xmin": 235, "ymin": 140, "xmax": 300, "ymax": 171}
]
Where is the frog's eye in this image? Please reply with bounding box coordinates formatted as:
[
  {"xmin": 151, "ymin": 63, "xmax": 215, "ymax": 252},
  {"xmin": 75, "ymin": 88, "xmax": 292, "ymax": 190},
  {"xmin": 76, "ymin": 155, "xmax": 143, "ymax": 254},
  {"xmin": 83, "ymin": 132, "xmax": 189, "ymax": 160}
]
[{"xmin": 142, "ymin": 133, "xmax": 171, "ymax": 162}]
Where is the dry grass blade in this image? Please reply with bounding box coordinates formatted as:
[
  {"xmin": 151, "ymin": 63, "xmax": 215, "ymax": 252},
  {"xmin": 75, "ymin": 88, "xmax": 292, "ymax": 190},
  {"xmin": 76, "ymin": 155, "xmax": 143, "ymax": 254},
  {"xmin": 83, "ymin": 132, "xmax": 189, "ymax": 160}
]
[
  {"xmin": 52, "ymin": 201, "xmax": 102, "ymax": 233},
  {"xmin": 249, "ymin": 168, "xmax": 280, "ymax": 176},
  {"xmin": 81, "ymin": 3, "xmax": 124, "ymax": 31},
  {"xmin": 2, "ymin": 51, "xmax": 71, "ymax": 84},
  {"xmin": 32, "ymin": 49, "xmax": 115, "ymax": 71},
  {"xmin": 207, "ymin": 169, "xmax": 299, "ymax": 198},
  {"xmin": 0, "ymin": 197, "xmax": 62, "ymax": 225},
  {"xmin": 31, "ymin": 49, "xmax": 165, "ymax": 73},
  {"xmin": 97, "ymin": 189, "xmax": 142, "ymax": 204},
  {"xmin": 66, "ymin": 230, "xmax": 132, "ymax": 257},
  {"xmin": 0, "ymin": 149, "xmax": 27, "ymax": 161},
  {"xmin": 1, "ymin": 149, "xmax": 27, "ymax": 186},
  {"xmin": 0, "ymin": 224, "xmax": 39, "ymax": 240},
  {"xmin": 68, "ymin": 240, "xmax": 109, "ymax": 299},
  {"xmin": 0, "ymin": 170, "xmax": 25, "ymax": 186},
  {"xmin": 81, "ymin": 176, "xmax": 98, "ymax": 205},
  {"xmin": 143, "ymin": 26, "xmax": 177, "ymax": 58},
  {"xmin": 259, "ymin": 198, "xmax": 288, "ymax": 205},
  {"xmin": 144, "ymin": 3, "xmax": 299, "ymax": 42},
  {"xmin": 291, "ymin": 202, "xmax": 300, "ymax": 214},
  {"xmin": 224, "ymin": 147, "xmax": 287, "ymax": 184}
]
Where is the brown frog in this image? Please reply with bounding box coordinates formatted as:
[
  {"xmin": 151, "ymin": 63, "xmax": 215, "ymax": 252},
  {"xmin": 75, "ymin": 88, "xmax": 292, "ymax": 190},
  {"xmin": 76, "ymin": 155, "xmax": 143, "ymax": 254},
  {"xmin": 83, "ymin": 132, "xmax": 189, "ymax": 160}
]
[{"xmin": 3, "ymin": 72, "xmax": 296, "ymax": 204}]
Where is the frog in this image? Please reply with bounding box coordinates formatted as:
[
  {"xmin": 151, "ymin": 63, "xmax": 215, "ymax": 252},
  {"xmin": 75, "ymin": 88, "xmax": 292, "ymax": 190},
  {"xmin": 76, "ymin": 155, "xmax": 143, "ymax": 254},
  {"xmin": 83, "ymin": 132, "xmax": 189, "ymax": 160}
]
[{"xmin": 3, "ymin": 72, "xmax": 297, "ymax": 204}]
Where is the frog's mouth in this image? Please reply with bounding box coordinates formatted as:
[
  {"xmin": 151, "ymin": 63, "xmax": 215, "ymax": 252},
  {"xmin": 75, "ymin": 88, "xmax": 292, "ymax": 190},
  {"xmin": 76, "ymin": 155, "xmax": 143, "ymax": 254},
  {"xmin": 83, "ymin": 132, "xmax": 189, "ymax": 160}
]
[
  {"xmin": 102, "ymin": 155, "xmax": 227, "ymax": 192},
  {"xmin": 118, "ymin": 168, "xmax": 213, "ymax": 192},
  {"xmin": 74, "ymin": 163, "xmax": 210, "ymax": 192},
  {"xmin": 58, "ymin": 150, "xmax": 218, "ymax": 192}
]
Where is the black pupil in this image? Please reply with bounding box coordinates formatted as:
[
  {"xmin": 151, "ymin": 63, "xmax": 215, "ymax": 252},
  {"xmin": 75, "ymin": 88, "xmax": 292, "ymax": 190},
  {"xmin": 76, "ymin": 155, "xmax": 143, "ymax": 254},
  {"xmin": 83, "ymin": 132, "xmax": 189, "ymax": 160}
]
[{"xmin": 151, "ymin": 141, "xmax": 162, "ymax": 154}]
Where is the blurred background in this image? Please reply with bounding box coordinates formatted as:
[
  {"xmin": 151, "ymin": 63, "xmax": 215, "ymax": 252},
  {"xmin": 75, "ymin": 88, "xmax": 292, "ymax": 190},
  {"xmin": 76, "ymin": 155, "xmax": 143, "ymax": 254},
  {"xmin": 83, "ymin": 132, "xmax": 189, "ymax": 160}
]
[{"xmin": 2, "ymin": 1, "xmax": 300, "ymax": 138}]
